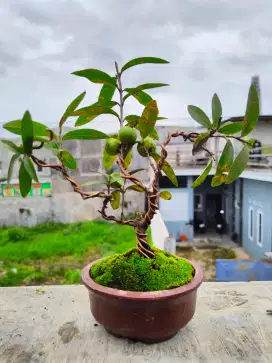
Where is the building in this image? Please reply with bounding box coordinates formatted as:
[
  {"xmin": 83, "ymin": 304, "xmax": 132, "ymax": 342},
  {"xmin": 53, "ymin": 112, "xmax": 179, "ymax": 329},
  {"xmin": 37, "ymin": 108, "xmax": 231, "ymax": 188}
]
[
  {"xmin": 0, "ymin": 127, "xmax": 148, "ymax": 226},
  {"xmin": 156, "ymin": 77, "xmax": 272, "ymax": 259}
]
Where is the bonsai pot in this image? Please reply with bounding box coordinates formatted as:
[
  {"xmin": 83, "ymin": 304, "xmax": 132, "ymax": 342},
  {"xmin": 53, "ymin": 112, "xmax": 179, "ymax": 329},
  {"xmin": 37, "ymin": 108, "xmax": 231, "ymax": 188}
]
[{"xmin": 81, "ymin": 258, "xmax": 203, "ymax": 343}]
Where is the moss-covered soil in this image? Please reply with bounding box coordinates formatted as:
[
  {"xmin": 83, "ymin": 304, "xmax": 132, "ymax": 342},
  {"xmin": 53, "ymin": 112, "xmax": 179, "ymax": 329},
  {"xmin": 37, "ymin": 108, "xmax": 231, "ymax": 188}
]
[{"xmin": 90, "ymin": 248, "xmax": 194, "ymax": 292}]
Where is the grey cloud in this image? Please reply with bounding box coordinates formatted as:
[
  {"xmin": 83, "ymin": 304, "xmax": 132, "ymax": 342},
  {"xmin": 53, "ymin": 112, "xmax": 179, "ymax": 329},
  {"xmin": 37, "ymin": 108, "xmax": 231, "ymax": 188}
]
[{"xmin": 1, "ymin": 0, "xmax": 272, "ymax": 136}]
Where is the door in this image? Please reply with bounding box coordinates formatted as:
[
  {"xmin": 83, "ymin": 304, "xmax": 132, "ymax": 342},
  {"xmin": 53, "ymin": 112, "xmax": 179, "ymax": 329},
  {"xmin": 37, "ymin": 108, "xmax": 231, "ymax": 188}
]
[{"xmin": 205, "ymin": 194, "xmax": 222, "ymax": 230}]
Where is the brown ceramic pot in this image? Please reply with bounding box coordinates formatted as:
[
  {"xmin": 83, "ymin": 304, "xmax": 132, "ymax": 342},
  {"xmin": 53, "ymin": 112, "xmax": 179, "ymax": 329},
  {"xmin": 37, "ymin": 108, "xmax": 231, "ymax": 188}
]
[{"xmin": 81, "ymin": 258, "xmax": 203, "ymax": 343}]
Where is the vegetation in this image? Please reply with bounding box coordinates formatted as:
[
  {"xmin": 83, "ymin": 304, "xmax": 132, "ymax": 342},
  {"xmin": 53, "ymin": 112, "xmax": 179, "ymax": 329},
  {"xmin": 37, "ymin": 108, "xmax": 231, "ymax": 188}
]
[
  {"xmin": 0, "ymin": 55, "xmax": 259, "ymax": 291},
  {"xmin": 0, "ymin": 221, "xmax": 140, "ymax": 286},
  {"xmin": 91, "ymin": 248, "xmax": 194, "ymax": 291}
]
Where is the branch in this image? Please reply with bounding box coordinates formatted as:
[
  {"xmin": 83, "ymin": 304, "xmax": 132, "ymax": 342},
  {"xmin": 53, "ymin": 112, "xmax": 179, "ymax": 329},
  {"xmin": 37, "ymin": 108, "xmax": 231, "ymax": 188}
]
[
  {"xmin": 211, "ymin": 134, "xmax": 252, "ymax": 146},
  {"xmin": 98, "ymin": 196, "xmax": 135, "ymax": 226},
  {"xmin": 116, "ymin": 156, "xmax": 148, "ymax": 192},
  {"xmin": 144, "ymin": 131, "xmax": 199, "ymax": 225},
  {"xmin": 30, "ymin": 155, "xmax": 107, "ymax": 200}
]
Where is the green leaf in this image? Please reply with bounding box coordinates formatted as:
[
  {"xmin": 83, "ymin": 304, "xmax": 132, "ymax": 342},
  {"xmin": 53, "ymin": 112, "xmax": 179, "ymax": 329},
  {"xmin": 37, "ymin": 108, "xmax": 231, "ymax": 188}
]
[
  {"xmin": 138, "ymin": 100, "xmax": 159, "ymax": 138},
  {"xmin": 63, "ymin": 129, "xmax": 109, "ymax": 141},
  {"xmin": 124, "ymin": 149, "xmax": 133, "ymax": 169},
  {"xmin": 192, "ymin": 132, "xmax": 210, "ymax": 155},
  {"xmin": 19, "ymin": 162, "xmax": 32, "ymax": 198},
  {"xmin": 217, "ymin": 140, "xmax": 234, "ymax": 173},
  {"xmin": 247, "ymin": 138, "xmax": 256, "ymax": 148},
  {"xmin": 161, "ymin": 161, "xmax": 178, "ymax": 187},
  {"xmin": 129, "ymin": 168, "xmax": 145, "ymax": 175},
  {"xmin": 227, "ymin": 145, "xmax": 249, "ymax": 184},
  {"xmin": 125, "ymin": 115, "xmax": 140, "ymax": 127},
  {"xmin": 192, "ymin": 159, "xmax": 213, "ymax": 188},
  {"xmin": 21, "ymin": 111, "xmax": 33, "ymax": 154},
  {"xmin": 241, "ymin": 85, "xmax": 260, "ymax": 137},
  {"xmin": 0, "ymin": 140, "xmax": 23, "ymax": 153},
  {"xmin": 219, "ymin": 122, "xmax": 243, "ymax": 135},
  {"xmin": 121, "ymin": 57, "xmax": 169, "ymax": 73},
  {"xmin": 80, "ymin": 180, "xmax": 106, "ymax": 187},
  {"xmin": 109, "ymin": 173, "xmax": 125, "ymax": 187},
  {"xmin": 125, "ymin": 115, "xmax": 140, "ymax": 122},
  {"xmin": 188, "ymin": 105, "xmax": 212, "ymax": 129},
  {"xmin": 72, "ymin": 103, "xmax": 118, "ymax": 117},
  {"xmin": 73, "ymin": 101, "xmax": 118, "ymax": 126},
  {"xmin": 57, "ymin": 150, "xmax": 77, "ymax": 169},
  {"xmin": 124, "ymin": 90, "xmax": 153, "ymax": 106},
  {"xmin": 152, "ymin": 153, "xmax": 178, "ymax": 187},
  {"xmin": 33, "ymin": 136, "xmax": 51, "ymax": 143},
  {"xmin": 74, "ymin": 115, "xmax": 97, "ymax": 127},
  {"xmin": 98, "ymin": 82, "xmax": 116, "ymax": 104},
  {"xmin": 160, "ymin": 190, "xmax": 172, "ymax": 200},
  {"xmin": 125, "ymin": 114, "xmax": 166, "ymax": 128},
  {"xmin": 7, "ymin": 154, "xmax": 20, "ymax": 183},
  {"xmin": 72, "ymin": 69, "xmax": 117, "ymax": 86},
  {"xmin": 126, "ymin": 185, "xmax": 145, "ymax": 192},
  {"xmin": 149, "ymin": 128, "xmax": 159, "ymax": 140},
  {"xmin": 212, "ymin": 93, "xmax": 222, "ymax": 128},
  {"xmin": 43, "ymin": 142, "xmax": 61, "ymax": 152},
  {"xmin": 60, "ymin": 91, "xmax": 86, "ymax": 128},
  {"xmin": 3, "ymin": 120, "xmax": 57, "ymax": 139},
  {"xmin": 110, "ymin": 190, "xmax": 120, "ymax": 209},
  {"xmin": 23, "ymin": 156, "xmax": 39, "ymax": 182},
  {"xmin": 124, "ymin": 83, "xmax": 169, "ymax": 102},
  {"xmin": 103, "ymin": 149, "xmax": 116, "ymax": 170},
  {"xmin": 211, "ymin": 174, "xmax": 227, "ymax": 187}
]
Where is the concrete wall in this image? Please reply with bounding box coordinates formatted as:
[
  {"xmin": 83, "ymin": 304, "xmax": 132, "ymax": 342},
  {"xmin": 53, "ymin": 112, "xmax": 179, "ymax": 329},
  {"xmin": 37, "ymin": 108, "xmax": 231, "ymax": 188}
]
[
  {"xmin": 242, "ymin": 179, "xmax": 272, "ymax": 258},
  {"xmin": 0, "ymin": 187, "xmax": 145, "ymax": 227},
  {"xmin": 0, "ymin": 134, "xmax": 149, "ymax": 226},
  {"xmin": 150, "ymin": 210, "xmax": 169, "ymax": 249}
]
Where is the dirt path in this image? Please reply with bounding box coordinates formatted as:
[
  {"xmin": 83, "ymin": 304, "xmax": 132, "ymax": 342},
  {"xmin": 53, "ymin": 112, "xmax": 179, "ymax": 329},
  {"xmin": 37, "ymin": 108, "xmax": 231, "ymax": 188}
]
[{"xmin": 176, "ymin": 246, "xmax": 252, "ymax": 281}]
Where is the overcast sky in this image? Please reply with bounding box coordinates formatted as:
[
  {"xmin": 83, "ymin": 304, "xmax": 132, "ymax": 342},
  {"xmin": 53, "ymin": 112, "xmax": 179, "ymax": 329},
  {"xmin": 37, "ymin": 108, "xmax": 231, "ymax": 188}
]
[{"xmin": 1, "ymin": 0, "xmax": 272, "ymax": 138}]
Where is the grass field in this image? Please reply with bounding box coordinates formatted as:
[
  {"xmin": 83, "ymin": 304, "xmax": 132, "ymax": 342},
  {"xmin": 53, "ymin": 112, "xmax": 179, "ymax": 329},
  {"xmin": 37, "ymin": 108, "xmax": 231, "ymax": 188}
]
[{"xmin": 0, "ymin": 220, "xmax": 146, "ymax": 287}]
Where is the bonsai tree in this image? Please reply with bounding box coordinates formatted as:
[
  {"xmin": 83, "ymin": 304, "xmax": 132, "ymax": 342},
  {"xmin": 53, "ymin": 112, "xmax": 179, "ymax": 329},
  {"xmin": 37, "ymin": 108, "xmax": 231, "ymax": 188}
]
[{"xmin": 1, "ymin": 57, "xmax": 259, "ymax": 261}]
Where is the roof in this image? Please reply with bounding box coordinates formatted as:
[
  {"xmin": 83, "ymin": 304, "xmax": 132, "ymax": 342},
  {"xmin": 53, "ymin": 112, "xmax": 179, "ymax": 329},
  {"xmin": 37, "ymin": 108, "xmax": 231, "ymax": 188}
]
[{"xmin": 225, "ymin": 115, "xmax": 272, "ymax": 123}]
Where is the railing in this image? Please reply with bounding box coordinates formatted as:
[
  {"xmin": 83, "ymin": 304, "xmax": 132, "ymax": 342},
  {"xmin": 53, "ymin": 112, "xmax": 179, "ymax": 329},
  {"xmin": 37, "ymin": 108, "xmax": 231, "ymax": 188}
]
[{"xmin": 166, "ymin": 144, "xmax": 272, "ymax": 170}]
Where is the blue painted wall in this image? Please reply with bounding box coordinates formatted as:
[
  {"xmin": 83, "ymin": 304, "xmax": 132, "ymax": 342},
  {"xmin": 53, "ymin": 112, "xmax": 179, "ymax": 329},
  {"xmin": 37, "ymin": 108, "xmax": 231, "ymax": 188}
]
[
  {"xmin": 216, "ymin": 259, "xmax": 272, "ymax": 281},
  {"xmin": 242, "ymin": 179, "xmax": 272, "ymax": 258}
]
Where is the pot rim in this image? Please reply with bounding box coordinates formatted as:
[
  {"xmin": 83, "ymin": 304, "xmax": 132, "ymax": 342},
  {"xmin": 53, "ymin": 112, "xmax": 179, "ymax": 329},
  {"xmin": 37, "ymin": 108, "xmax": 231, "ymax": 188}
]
[{"xmin": 81, "ymin": 256, "xmax": 203, "ymax": 301}]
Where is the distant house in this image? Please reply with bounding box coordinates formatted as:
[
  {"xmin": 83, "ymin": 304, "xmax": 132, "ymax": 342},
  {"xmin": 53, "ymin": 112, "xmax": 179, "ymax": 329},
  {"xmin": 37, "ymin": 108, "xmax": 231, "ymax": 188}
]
[{"xmin": 156, "ymin": 77, "xmax": 272, "ymax": 259}]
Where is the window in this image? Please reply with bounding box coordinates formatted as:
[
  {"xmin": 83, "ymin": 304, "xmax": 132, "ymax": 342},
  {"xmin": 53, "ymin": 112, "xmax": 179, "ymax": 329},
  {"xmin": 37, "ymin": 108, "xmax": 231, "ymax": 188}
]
[
  {"xmin": 37, "ymin": 164, "xmax": 43, "ymax": 172},
  {"xmin": 194, "ymin": 194, "xmax": 203, "ymax": 212},
  {"xmin": 256, "ymin": 210, "xmax": 263, "ymax": 247},
  {"xmin": 248, "ymin": 207, "xmax": 254, "ymax": 240}
]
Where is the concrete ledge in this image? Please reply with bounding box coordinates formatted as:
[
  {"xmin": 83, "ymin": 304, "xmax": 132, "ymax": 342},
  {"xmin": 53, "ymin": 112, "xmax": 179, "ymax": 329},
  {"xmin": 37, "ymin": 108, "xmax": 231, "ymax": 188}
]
[{"xmin": 0, "ymin": 282, "xmax": 271, "ymax": 362}]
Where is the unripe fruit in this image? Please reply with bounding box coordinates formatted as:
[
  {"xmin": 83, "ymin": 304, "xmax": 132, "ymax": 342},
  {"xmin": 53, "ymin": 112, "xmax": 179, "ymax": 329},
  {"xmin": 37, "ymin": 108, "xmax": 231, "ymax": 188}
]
[
  {"xmin": 105, "ymin": 138, "xmax": 121, "ymax": 155},
  {"xmin": 137, "ymin": 137, "xmax": 156, "ymax": 157},
  {"xmin": 118, "ymin": 126, "xmax": 137, "ymax": 144}
]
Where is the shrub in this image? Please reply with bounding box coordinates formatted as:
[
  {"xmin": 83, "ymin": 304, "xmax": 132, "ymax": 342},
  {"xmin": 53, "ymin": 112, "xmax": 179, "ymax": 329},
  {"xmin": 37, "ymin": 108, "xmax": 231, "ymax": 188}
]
[{"xmin": 8, "ymin": 228, "xmax": 27, "ymax": 242}]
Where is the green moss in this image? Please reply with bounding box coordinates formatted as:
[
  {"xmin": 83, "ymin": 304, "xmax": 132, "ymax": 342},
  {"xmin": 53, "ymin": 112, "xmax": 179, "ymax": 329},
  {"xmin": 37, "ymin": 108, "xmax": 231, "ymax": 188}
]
[{"xmin": 90, "ymin": 248, "xmax": 194, "ymax": 292}]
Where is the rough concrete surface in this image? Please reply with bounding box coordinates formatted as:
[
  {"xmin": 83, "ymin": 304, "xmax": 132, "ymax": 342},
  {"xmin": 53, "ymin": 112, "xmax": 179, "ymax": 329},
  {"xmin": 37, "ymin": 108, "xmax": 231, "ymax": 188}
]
[{"xmin": 0, "ymin": 283, "xmax": 271, "ymax": 363}]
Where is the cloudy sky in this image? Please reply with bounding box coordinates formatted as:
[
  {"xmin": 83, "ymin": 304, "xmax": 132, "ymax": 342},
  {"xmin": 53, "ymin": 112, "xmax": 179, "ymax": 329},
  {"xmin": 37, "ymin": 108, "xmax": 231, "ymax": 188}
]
[{"xmin": 1, "ymin": 0, "xmax": 272, "ymax": 137}]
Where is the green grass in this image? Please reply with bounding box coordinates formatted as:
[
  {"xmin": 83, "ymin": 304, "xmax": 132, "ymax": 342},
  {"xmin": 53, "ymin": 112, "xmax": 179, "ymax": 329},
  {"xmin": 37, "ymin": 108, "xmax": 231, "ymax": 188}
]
[{"xmin": 0, "ymin": 220, "xmax": 140, "ymax": 287}]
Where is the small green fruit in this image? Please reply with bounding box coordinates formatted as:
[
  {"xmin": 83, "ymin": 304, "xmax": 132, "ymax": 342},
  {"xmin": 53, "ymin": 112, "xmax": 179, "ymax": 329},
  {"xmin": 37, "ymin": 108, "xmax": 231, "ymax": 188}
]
[
  {"xmin": 118, "ymin": 126, "xmax": 137, "ymax": 144},
  {"xmin": 105, "ymin": 138, "xmax": 121, "ymax": 155},
  {"xmin": 137, "ymin": 137, "xmax": 156, "ymax": 157}
]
